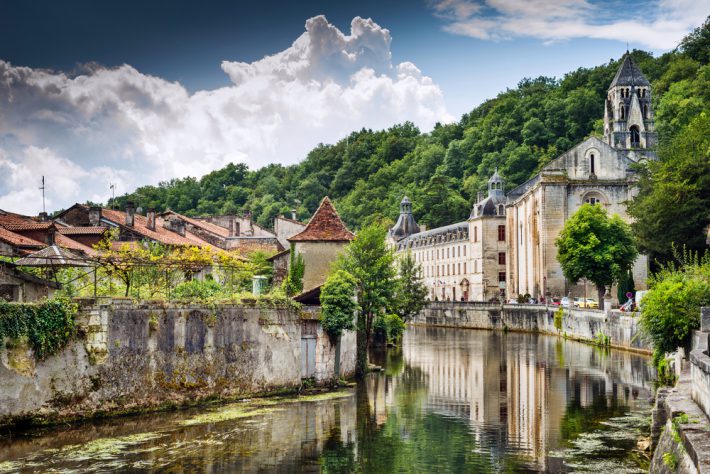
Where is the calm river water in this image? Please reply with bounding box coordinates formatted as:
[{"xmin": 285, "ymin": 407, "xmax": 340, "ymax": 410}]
[{"xmin": 0, "ymin": 327, "xmax": 655, "ymax": 473}]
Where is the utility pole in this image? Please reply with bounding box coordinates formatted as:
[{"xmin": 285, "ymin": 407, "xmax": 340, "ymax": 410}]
[{"xmin": 39, "ymin": 176, "xmax": 46, "ymax": 214}]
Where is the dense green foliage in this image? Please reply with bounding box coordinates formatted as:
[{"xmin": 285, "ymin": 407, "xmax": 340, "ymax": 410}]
[
  {"xmin": 320, "ymin": 270, "xmax": 359, "ymax": 342},
  {"xmin": 556, "ymin": 204, "xmax": 638, "ymax": 310},
  {"xmin": 392, "ymin": 252, "xmax": 428, "ymax": 322},
  {"xmin": 283, "ymin": 246, "xmax": 305, "ymax": 296},
  {"xmin": 336, "ymin": 223, "xmax": 397, "ymax": 377},
  {"xmin": 639, "ymin": 251, "xmax": 710, "ymax": 365},
  {"xmin": 171, "ymin": 278, "xmax": 224, "ymax": 301},
  {"xmin": 0, "ymin": 298, "xmax": 77, "ymax": 360}
]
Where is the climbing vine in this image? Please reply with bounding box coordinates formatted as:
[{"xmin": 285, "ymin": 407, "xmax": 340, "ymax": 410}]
[{"xmin": 0, "ymin": 298, "xmax": 78, "ymax": 360}]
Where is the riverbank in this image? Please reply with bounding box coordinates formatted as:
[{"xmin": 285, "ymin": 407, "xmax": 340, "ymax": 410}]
[
  {"xmin": 0, "ymin": 299, "xmax": 355, "ymax": 429},
  {"xmin": 412, "ymin": 301, "xmax": 652, "ymax": 354}
]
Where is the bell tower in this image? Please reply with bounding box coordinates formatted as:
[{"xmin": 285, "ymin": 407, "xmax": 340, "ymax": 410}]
[{"xmin": 603, "ymin": 53, "xmax": 657, "ymax": 159}]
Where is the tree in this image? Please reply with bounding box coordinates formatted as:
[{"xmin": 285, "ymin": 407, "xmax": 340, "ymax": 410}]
[
  {"xmin": 555, "ymin": 204, "xmax": 638, "ymax": 310},
  {"xmin": 337, "ymin": 223, "xmax": 396, "ymax": 377},
  {"xmin": 283, "ymin": 247, "xmax": 305, "ymax": 296},
  {"xmin": 321, "ymin": 270, "xmax": 359, "ymax": 380},
  {"xmin": 393, "ymin": 252, "xmax": 428, "ymax": 322},
  {"xmin": 627, "ymin": 113, "xmax": 710, "ymax": 263}
]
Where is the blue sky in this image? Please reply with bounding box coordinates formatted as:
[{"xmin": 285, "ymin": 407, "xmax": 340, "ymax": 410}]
[{"xmin": 0, "ymin": 0, "xmax": 707, "ymax": 213}]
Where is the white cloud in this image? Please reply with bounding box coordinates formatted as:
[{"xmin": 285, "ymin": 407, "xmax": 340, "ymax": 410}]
[
  {"xmin": 430, "ymin": 0, "xmax": 709, "ymax": 49},
  {"xmin": 0, "ymin": 15, "xmax": 452, "ymax": 215}
]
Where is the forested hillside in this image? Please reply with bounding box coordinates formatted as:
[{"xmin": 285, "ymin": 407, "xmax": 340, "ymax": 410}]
[{"xmin": 114, "ymin": 19, "xmax": 709, "ymax": 243}]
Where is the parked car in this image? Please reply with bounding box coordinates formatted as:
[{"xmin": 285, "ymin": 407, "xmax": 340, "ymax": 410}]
[
  {"xmin": 577, "ymin": 298, "xmax": 599, "ymax": 309},
  {"xmin": 560, "ymin": 297, "xmax": 571, "ymax": 307}
]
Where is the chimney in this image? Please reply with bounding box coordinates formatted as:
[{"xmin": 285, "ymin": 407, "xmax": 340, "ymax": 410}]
[
  {"xmin": 38, "ymin": 212, "xmax": 48, "ymax": 222},
  {"xmin": 89, "ymin": 206, "xmax": 102, "ymax": 226},
  {"xmin": 477, "ymin": 191, "xmax": 483, "ymax": 203},
  {"xmin": 47, "ymin": 226, "xmax": 56, "ymax": 246},
  {"xmin": 243, "ymin": 209, "xmax": 252, "ymax": 220},
  {"xmin": 125, "ymin": 201, "xmax": 135, "ymax": 227},
  {"xmin": 146, "ymin": 208, "xmax": 156, "ymax": 231},
  {"xmin": 164, "ymin": 217, "xmax": 185, "ymax": 237},
  {"xmin": 291, "ymin": 209, "xmax": 297, "ymax": 220},
  {"xmin": 228, "ymin": 216, "xmax": 239, "ymax": 237}
]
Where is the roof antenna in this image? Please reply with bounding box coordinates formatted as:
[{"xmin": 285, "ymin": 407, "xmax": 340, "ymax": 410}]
[
  {"xmin": 39, "ymin": 176, "xmax": 46, "ymax": 214},
  {"xmin": 110, "ymin": 183, "xmax": 116, "ymax": 209}
]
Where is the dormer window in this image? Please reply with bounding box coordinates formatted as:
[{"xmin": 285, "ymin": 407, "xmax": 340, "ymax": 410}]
[{"xmin": 630, "ymin": 126, "xmax": 640, "ymax": 148}]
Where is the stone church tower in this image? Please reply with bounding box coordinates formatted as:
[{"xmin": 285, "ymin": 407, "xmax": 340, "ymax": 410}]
[{"xmin": 603, "ymin": 53, "xmax": 657, "ymax": 160}]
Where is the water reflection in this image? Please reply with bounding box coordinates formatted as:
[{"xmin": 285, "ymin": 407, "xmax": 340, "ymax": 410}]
[{"xmin": 0, "ymin": 327, "xmax": 653, "ymax": 473}]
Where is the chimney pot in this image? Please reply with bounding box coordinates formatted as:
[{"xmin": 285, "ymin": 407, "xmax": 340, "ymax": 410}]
[
  {"xmin": 291, "ymin": 209, "xmax": 297, "ymax": 220},
  {"xmin": 47, "ymin": 227, "xmax": 56, "ymax": 246},
  {"xmin": 38, "ymin": 211, "xmax": 48, "ymax": 222},
  {"xmin": 146, "ymin": 208, "xmax": 156, "ymax": 231},
  {"xmin": 125, "ymin": 202, "xmax": 135, "ymax": 227}
]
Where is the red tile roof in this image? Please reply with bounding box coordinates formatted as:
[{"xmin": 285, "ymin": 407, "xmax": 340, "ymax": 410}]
[
  {"xmin": 99, "ymin": 208, "xmax": 216, "ymax": 248},
  {"xmin": 0, "ymin": 210, "xmax": 38, "ymax": 226},
  {"xmin": 2, "ymin": 222, "xmax": 53, "ymax": 231},
  {"xmin": 161, "ymin": 211, "xmax": 230, "ymax": 238},
  {"xmin": 56, "ymin": 226, "xmax": 107, "ymax": 236},
  {"xmin": 55, "ymin": 233, "xmax": 98, "ymax": 256},
  {"xmin": 288, "ymin": 197, "xmax": 354, "ymax": 242},
  {"xmin": 0, "ymin": 226, "xmax": 45, "ymax": 248}
]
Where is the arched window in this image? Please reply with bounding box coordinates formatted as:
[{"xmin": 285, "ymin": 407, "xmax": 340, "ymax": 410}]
[
  {"xmin": 643, "ymin": 104, "xmax": 648, "ymax": 119},
  {"xmin": 630, "ymin": 125, "xmax": 640, "ymax": 148},
  {"xmin": 620, "ymin": 105, "xmax": 625, "ymax": 120},
  {"xmin": 498, "ymin": 204, "xmax": 505, "ymax": 216},
  {"xmin": 590, "ymin": 153, "xmax": 595, "ymax": 175}
]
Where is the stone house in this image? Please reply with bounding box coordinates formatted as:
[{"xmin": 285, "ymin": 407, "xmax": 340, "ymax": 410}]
[
  {"xmin": 0, "ymin": 261, "xmax": 60, "ymax": 301},
  {"xmin": 287, "ymin": 197, "xmax": 354, "ymax": 292},
  {"xmin": 505, "ymin": 54, "xmax": 655, "ymax": 302}
]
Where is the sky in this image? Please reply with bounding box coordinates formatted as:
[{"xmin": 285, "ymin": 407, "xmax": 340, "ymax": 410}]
[{"xmin": 0, "ymin": 0, "xmax": 708, "ymax": 215}]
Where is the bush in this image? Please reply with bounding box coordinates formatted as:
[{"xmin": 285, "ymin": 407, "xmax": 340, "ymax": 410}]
[
  {"xmin": 385, "ymin": 314, "xmax": 406, "ymax": 343},
  {"xmin": 639, "ymin": 251, "xmax": 710, "ymax": 364},
  {"xmin": 0, "ymin": 298, "xmax": 77, "ymax": 360},
  {"xmin": 172, "ymin": 279, "xmax": 224, "ymax": 301},
  {"xmin": 554, "ymin": 307, "xmax": 564, "ymax": 331}
]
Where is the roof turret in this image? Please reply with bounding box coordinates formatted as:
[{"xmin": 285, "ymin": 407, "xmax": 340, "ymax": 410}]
[{"xmin": 390, "ymin": 195, "xmax": 420, "ymax": 241}]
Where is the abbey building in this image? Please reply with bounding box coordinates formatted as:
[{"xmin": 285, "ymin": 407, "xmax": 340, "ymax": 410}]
[{"xmin": 390, "ymin": 53, "xmax": 655, "ymax": 304}]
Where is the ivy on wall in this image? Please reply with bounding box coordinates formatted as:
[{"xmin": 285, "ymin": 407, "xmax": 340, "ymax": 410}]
[{"xmin": 0, "ymin": 299, "xmax": 78, "ymax": 360}]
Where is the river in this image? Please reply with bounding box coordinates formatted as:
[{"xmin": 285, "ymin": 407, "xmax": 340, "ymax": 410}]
[{"xmin": 0, "ymin": 326, "xmax": 655, "ymax": 473}]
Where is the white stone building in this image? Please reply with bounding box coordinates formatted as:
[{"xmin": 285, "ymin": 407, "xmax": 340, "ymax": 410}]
[
  {"xmin": 505, "ymin": 54, "xmax": 655, "ymax": 302},
  {"xmin": 390, "ymin": 172, "xmax": 508, "ymax": 302}
]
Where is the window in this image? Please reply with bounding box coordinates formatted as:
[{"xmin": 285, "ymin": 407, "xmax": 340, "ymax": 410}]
[
  {"xmin": 498, "ymin": 252, "xmax": 506, "ymax": 265},
  {"xmin": 473, "ymin": 226, "xmax": 478, "ymax": 242},
  {"xmin": 498, "ymin": 272, "xmax": 506, "ymax": 283},
  {"xmin": 643, "ymin": 104, "xmax": 648, "ymax": 119},
  {"xmin": 463, "ymin": 245, "xmax": 466, "ymax": 256},
  {"xmin": 498, "ymin": 225, "xmax": 506, "ymax": 241},
  {"xmin": 590, "ymin": 153, "xmax": 595, "ymax": 175},
  {"xmin": 498, "ymin": 204, "xmax": 505, "ymax": 216},
  {"xmin": 474, "ymin": 260, "xmax": 477, "ymax": 273},
  {"xmin": 447, "ymin": 248, "xmax": 450, "ymax": 258},
  {"xmin": 458, "ymin": 263, "xmax": 461, "ymax": 274},
  {"xmin": 463, "ymin": 262, "xmax": 467, "ymax": 273},
  {"xmin": 620, "ymin": 105, "xmax": 625, "ymax": 120},
  {"xmin": 630, "ymin": 125, "xmax": 640, "ymax": 148},
  {"xmin": 458, "ymin": 246, "xmax": 461, "ymax": 257}
]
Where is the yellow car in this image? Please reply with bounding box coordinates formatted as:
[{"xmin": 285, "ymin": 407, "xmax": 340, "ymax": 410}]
[{"xmin": 577, "ymin": 298, "xmax": 599, "ymax": 309}]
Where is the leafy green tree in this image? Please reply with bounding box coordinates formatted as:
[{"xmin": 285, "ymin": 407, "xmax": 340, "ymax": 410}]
[
  {"xmin": 627, "ymin": 113, "xmax": 710, "ymax": 263},
  {"xmin": 393, "ymin": 252, "xmax": 428, "ymax": 322},
  {"xmin": 321, "ymin": 270, "xmax": 359, "ymax": 341},
  {"xmin": 639, "ymin": 251, "xmax": 710, "ymax": 365},
  {"xmin": 337, "ymin": 223, "xmax": 396, "ymax": 377},
  {"xmin": 283, "ymin": 247, "xmax": 305, "ymax": 296},
  {"xmin": 555, "ymin": 204, "xmax": 638, "ymax": 310}
]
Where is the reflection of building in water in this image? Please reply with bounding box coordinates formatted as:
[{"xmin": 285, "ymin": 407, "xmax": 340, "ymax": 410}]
[{"xmin": 401, "ymin": 327, "xmax": 652, "ymax": 470}]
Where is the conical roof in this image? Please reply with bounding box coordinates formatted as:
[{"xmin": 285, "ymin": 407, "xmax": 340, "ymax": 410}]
[
  {"xmin": 288, "ymin": 197, "xmax": 355, "ymax": 242},
  {"xmin": 609, "ymin": 53, "xmax": 650, "ymax": 89},
  {"xmin": 390, "ymin": 195, "xmax": 420, "ymax": 241},
  {"xmin": 488, "ymin": 168, "xmax": 503, "ymax": 184}
]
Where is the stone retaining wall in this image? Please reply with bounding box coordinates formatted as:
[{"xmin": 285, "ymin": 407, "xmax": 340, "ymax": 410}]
[
  {"xmin": 413, "ymin": 301, "xmax": 651, "ymax": 353},
  {"xmin": 0, "ymin": 299, "xmax": 354, "ymax": 427}
]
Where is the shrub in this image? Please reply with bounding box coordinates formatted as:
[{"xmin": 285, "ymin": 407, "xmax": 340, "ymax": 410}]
[
  {"xmin": 171, "ymin": 279, "xmax": 224, "ymax": 301},
  {"xmin": 639, "ymin": 251, "xmax": 710, "ymax": 365},
  {"xmin": 320, "ymin": 270, "xmax": 359, "ymax": 342},
  {"xmin": 554, "ymin": 307, "xmax": 564, "ymax": 331},
  {"xmin": 385, "ymin": 314, "xmax": 406, "ymax": 343}
]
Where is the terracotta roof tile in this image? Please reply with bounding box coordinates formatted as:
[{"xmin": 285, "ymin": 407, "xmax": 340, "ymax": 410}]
[
  {"xmin": 288, "ymin": 197, "xmax": 354, "ymax": 242},
  {"xmin": 56, "ymin": 226, "xmax": 107, "ymax": 236},
  {"xmin": 55, "ymin": 234, "xmax": 98, "ymax": 256},
  {"xmin": 0, "ymin": 226, "xmax": 45, "ymax": 248},
  {"xmin": 99, "ymin": 208, "xmax": 214, "ymax": 247},
  {"xmin": 0, "ymin": 210, "xmax": 38, "ymax": 226},
  {"xmin": 161, "ymin": 211, "xmax": 230, "ymax": 238},
  {"xmin": 2, "ymin": 222, "xmax": 53, "ymax": 231}
]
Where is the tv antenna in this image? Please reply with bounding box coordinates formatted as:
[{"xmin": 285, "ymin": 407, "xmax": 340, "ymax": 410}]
[
  {"xmin": 109, "ymin": 183, "xmax": 116, "ymax": 209},
  {"xmin": 39, "ymin": 176, "xmax": 46, "ymax": 213}
]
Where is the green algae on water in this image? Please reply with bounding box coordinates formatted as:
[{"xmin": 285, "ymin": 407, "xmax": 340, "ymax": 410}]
[{"xmin": 179, "ymin": 406, "xmax": 282, "ymax": 426}]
